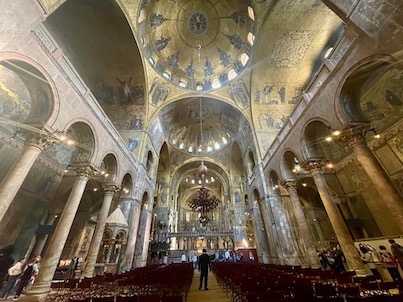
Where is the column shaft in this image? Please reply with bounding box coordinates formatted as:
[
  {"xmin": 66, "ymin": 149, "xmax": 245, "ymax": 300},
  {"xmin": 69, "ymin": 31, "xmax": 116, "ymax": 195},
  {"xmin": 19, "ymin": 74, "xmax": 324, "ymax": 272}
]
[
  {"xmin": 19, "ymin": 174, "xmax": 91, "ymax": 302},
  {"xmin": 136, "ymin": 210, "xmax": 152, "ymax": 267},
  {"xmin": 83, "ymin": 186, "xmax": 118, "ymax": 278},
  {"xmin": 286, "ymin": 183, "xmax": 320, "ymax": 268},
  {"xmin": 121, "ymin": 200, "xmax": 141, "ymax": 271},
  {"xmin": 30, "ymin": 214, "xmax": 57, "ymax": 258},
  {"xmin": 0, "ymin": 145, "xmax": 42, "ymax": 223},
  {"xmin": 353, "ymin": 142, "xmax": 403, "ymax": 232},
  {"xmin": 312, "ymin": 172, "xmax": 369, "ymax": 276}
]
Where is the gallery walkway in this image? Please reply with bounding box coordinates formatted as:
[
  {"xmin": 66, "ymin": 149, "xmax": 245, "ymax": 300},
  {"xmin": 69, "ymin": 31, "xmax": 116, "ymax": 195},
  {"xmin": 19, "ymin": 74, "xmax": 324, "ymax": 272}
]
[{"xmin": 187, "ymin": 269, "xmax": 231, "ymax": 302}]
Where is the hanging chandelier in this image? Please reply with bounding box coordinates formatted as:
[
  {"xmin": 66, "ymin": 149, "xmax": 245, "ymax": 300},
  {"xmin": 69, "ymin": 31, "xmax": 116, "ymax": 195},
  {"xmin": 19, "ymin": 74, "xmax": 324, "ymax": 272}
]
[{"xmin": 189, "ymin": 186, "xmax": 220, "ymax": 226}]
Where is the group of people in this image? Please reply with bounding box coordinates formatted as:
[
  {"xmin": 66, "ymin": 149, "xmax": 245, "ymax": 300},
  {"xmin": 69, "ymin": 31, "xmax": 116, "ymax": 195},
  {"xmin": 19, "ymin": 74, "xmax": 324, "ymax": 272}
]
[
  {"xmin": 357, "ymin": 240, "xmax": 403, "ymax": 281},
  {"xmin": 317, "ymin": 244, "xmax": 346, "ymax": 272},
  {"xmin": 0, "ymin": 255, "xmax": 41, "ymax": 300}
]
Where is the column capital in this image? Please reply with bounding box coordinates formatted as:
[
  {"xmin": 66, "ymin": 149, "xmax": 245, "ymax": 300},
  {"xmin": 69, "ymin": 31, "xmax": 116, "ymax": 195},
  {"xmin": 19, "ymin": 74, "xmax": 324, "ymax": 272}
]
[
  {"xmin": 301, "ymin": 159, "xmax": 325, "ymax": 175},
  {"xmin": 102, "ymin": 183, "xmax": 120, "ymax": 196},
  {"xmin": 23, "ymin": 131, "xmax": 53, "ymax": 150},
  {"xmin": 338, "ymin": 122, "xmax": 372, "ymax": 148},
  {"xmin": 281, "ymin": 180, "xmax": 298, "ymax": 193},
  {"xmin": 71, "ymin": 163, "xmax": 98, "ymax": 180}
]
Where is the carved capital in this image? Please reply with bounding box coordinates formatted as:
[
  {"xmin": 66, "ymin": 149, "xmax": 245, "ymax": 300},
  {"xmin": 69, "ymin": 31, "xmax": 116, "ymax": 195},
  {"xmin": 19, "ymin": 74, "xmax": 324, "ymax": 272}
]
[
  {"xmin": 72, "ymin": 163, "xmax": 98, "ymax": 180},
  {"xmin": 23, "ymin": 132, "xmax": 53, "ymax": 150},
  {"xmin": 301, "ymin": 159, "xmax": 324, "ymax": 175},
  {"xmin": 102, "ymin": 184, "xmax": 120, "ymax": 196},
  {"xmin": 337, "ymin": 122, "xmax": 371, "ymax": 148},
  {"xmin": 282, "ymin": 180, "xmax": 298, "ymax": 193}
]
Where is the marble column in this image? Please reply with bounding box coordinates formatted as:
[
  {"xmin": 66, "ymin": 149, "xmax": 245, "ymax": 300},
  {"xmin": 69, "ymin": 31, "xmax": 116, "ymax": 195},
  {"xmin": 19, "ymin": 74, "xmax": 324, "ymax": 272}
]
[
  {"xmin": 135, "ymin": 209, "xmax": 153, "ymax": 267},
  {"xmin": 259, "ymin": 196, "xmax": 280, "ymax": 264},
  {"xmin": 19, "ymin": 164, "xmax": 97, "ymax": 302},
  {"xmin": 83, "ymin": 184, "xmax": 119, "ymax": 278},
  {"xmin": 30, "ymin": 212, "xmax": 58, "ymax": 258},
  {"xmin": 303, "ymin": 160, "xmax": 369, "ymax": 276},
  {"xmin": 283, "ymin": 181, "xmax": 320, "ymax": 268},
  {"xmin": 121, "ymin": 199, "xmax": 141, "ymax": 272},
  {"xmin": 0, "ymin": 133, "xmax": 50, "ymax": 223},
  {"xmin": 251, "ymin": 201, "xmax": 270, "ymax": 264},
  {"xmin": 340, "ymin": 126, "xmax": 403, "ymax": 233}
]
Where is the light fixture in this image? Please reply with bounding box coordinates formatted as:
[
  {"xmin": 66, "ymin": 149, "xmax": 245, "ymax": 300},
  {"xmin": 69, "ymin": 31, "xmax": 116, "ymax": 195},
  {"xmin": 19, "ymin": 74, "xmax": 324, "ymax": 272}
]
[{"xmin": 189, "ymin": 187, "xmax": 220, "ymax": 226}]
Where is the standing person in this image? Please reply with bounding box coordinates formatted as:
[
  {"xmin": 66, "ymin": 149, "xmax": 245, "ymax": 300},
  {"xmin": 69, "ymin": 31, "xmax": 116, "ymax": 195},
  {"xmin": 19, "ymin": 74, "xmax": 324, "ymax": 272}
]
[
  {"xmin": 13, "ymin": 256, "xmax": 41, "ymax": 298},
  {"xmin": 181, "ymin": 253, "xmax": 187, "ymax": 263},
  {"xmin": 224, "ymin": 249, "xmax": 230, "ymax": 261},
  {"xmin": 389, "ymin": 239, "xmax": 403, "ymax": 269},
  {"xmin": 249, "ymin": 251, "xmax": 255, "ymax": 262},
  {"xmin": 379, "ymin": 245, "xmax": 401, "ymax": 281},
  {"xmin": 198, "ymin": 249, "xmax": 211, "ymax": 290},
  {"xmin": 192, "ymin": 254, "xmax": 198, "ymax": 269},
  {"xmin": 0, "ymin": 257, "xmax": 26, "ymax": 300},
  {"xmin": 163, "ymin": 253, "xmax": 168, "ymax": 265}
]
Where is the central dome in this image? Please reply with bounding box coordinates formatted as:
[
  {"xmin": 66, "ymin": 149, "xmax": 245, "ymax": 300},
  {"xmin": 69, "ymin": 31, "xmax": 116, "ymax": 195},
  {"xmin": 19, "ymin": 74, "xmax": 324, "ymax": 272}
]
[{"xmin": 137, "ymin": 0, "xmax": 255, "ymax": 91}]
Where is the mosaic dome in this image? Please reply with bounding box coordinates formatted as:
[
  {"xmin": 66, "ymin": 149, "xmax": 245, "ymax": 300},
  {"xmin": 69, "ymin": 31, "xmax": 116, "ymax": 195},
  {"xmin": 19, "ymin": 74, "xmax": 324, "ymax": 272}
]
[{"xmin": 137, "ymin": 0, "xmax": 255, "ymax": 91}]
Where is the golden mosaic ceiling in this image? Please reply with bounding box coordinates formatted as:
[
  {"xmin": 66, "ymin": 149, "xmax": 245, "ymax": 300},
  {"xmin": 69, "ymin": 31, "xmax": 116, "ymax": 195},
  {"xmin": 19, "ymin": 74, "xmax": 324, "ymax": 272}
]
[{"xmin": 137, "ymin": 0, "xmax": 255, "ymax": 91}]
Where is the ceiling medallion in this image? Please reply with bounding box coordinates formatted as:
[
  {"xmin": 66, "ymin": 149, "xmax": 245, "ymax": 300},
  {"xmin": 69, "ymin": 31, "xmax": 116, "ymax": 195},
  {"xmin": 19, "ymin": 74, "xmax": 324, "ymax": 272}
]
[
  {"xmin": 189, "ymin": 12, "xmax": 208, "ymax": 35},
  {"xmin": 138, "ymin": 0, "xmax": 255, "ymax": 91}
]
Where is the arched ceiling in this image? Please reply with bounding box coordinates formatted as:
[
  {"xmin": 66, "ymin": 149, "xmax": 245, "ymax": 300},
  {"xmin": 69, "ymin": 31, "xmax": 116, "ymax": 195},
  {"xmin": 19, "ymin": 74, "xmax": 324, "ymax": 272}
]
[
  {"xmin": 150, "ymin": 97, "xmax": 247, "ymax": 157},
  {"xmin": 41, "ymin": 0, "xmax": 345, "ymax": 180}
]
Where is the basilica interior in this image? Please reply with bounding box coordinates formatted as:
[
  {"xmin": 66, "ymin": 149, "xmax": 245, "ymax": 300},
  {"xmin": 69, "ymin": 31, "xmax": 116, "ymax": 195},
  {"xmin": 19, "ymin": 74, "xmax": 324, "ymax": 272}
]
[{"xmin": 0, "ymin": 0, "xmax": 403, "ymax": 301}]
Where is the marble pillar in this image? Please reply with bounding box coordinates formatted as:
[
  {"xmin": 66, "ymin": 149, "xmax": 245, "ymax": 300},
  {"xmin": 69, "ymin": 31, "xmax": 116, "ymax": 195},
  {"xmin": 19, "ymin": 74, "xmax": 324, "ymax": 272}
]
[
  {"xmin": 121, "ymin": 199, "xmax": 141, "ymax": 272},
  {"xmin": 30, "ymin": 213, "xmax": 57, "ymax": 258},
  {"xmin": 135, "ymin": 210, "xmax": 152, "ymax": 267},
  {"xmin": 341, "ymin": 126, "xmax": 403, "ymax": 233},
  {"xmin": 283, "ymin": 181, "xmax": 320, "ymax": 268},
  {"xmin": 19, "ymin": 164, "xmax": 97, "ymax": 302},
  {"xmin": 0, "ymin": 133, "xmax": 50, "ymax": 223},
  {"xmin": 251, "ymin": 201, "xmax": 270, "ymax": 264},
  {"xmin": 259, "ymin": 196, "xmax": 280, "ymax": 264},
  {"xmin": 83, "ymin": 184, "xmax": 119, "ymax": 278},
  {"xmin": 303, "ymin": 161, "xmax": 369, "ymax": 276}
]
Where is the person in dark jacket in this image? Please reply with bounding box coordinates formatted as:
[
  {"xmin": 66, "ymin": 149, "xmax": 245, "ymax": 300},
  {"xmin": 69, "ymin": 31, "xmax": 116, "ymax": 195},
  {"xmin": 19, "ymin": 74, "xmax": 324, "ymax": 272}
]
[{"xmin": 198, "ymin": 248, "xmax": 211, "ymax": 290}]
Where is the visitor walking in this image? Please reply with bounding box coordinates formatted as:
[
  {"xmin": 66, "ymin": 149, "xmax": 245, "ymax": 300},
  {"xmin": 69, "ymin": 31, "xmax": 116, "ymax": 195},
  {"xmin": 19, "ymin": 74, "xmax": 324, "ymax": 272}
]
[
  {"xmin": 198, "ymin": 249, "xmax": 211, "ymax": 290},
  {"xmin": 0, "ymin": 258, "xmax": 26, "ymax": 300}
]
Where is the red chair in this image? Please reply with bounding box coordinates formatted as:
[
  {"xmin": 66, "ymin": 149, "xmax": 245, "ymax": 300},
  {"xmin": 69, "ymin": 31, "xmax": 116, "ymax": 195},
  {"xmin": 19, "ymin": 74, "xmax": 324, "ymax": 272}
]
[
  {"xmin": 92, "ymin": 297, "xmax": 115, "ymax": 302},
  {"xmin": 161, "ymin": 295, "xmax": 182, "ymax": 302},
  {"xmin": 137, "ymin": 295, "xmax": 160, "ymax": 302},
  {"xmin": 116, "ymin": 296, "xmax": 138, "ymax": 302}
]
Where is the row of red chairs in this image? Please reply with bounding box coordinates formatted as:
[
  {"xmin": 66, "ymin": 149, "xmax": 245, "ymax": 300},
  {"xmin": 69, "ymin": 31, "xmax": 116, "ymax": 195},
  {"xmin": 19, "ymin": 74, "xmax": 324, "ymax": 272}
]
[
  {"xmin": 212, "ymin": 262, "xmax": 402, "ymax": 302},
  {"xmin": 47, "ymin": 263, "xmax": 193, "ymax": 302}
]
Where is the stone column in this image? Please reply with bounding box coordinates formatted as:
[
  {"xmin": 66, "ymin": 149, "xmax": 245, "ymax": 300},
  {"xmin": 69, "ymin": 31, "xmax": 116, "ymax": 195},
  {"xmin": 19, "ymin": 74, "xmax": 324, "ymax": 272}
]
[
  {"xmin": 30, "ymin": 212, "xmax": 58, "ymax": 258},
  {"xmin": 121, "ymin": 199, "xmax": 141, "ymax": 272},
  {"xmin": 0, "ymin": 133, "xmax": 50, "ymax": 223},
  {"xmin": 82, "ymin": 184, "xmax": 119, "ymax": 278},
  {"xmin": 283, "ymin": 181, "xmax": 320, "ymax": 268},
  {"xmin": 340, "ymin": 125, "xmax": 403, "ymax": 233},
  {"xmin": 251, "ymin": 200, "xmax": 270, "ymax": 264},
  {"xmin": 135, "ymin": 209, "xmax": 153, "ymax": 267},
  {"xmin": 259, "ymin": 196, "xmax": 280, "ymax": 264},
  {"xmin": 303, "ymin": 160, "xmax": 369, "ymax": 276},
  {"xmin": 19, "ymin": 164, "xmax": 97, "ymax": 302}
]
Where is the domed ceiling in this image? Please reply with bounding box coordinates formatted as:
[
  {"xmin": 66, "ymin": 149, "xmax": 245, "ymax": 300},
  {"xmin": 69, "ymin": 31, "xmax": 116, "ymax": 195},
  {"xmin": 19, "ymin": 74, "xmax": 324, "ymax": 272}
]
[
  {"xmin": 137, "ymin": 0, "xmax": 255, "ymax": 91},
  {"xmin": 151, "ymin": 97, "xmax": 245, "ymax": 157}
]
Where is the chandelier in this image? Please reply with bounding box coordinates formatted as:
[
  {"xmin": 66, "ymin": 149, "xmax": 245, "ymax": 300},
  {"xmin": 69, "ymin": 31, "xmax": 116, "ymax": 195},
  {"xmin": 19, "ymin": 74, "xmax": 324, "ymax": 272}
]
[{"xmin": 189, "ymin": 186, "xmax": 219, "ymax": 226}]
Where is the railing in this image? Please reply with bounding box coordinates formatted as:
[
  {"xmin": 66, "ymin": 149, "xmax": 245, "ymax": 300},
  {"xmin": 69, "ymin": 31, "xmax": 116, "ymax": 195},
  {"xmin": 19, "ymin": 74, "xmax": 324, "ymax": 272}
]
[{"xmin": 167, "ymin": 230, "xmax": 233, "ymax": 238}]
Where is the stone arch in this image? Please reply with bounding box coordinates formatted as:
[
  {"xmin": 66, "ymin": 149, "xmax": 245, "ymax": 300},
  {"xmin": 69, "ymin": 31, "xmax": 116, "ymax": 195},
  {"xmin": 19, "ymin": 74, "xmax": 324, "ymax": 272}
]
[
  {"xmin": 335, "ymin": 55, "xmax": 399, "ymax": 124},
  {"xmin": 302, "ymin": 120, "xmax": 331, "ymax": 160},
  {"xmin": 63, "ymin": 121, "xmax": 96, "ymax": 164},
  {"xmin": 0, "ymin": 53, "xmax": 59, "ymax": 127},
  {"xmin": 119, "ymin": 173, "xmax": 134, "ymax": 198},
  {"xmin": 141, "ymin": 191, "xmax": 150, "ymax": 210},
  {"xmin": 146, "ymin": 149, "xmax": 154, "ymax": 172},
  {"xmin": 247, "ymin": 150, "xmax": 256, "ymax": 176},
  {"xmin": 98, "ymin": 153, "xmax": 118, "ymax": 184},
  {"xmin": 280, "ymin": 150, "xmax": 300, "ymax": 181}
]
